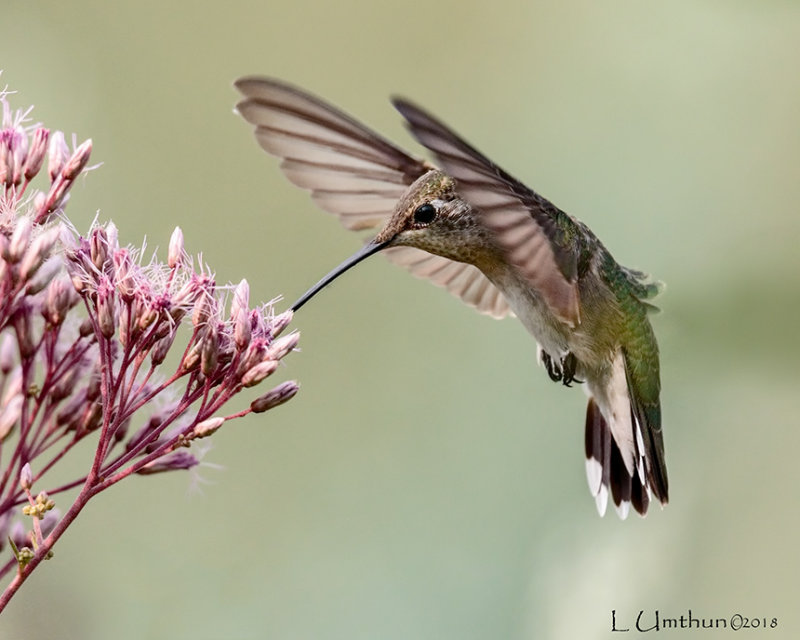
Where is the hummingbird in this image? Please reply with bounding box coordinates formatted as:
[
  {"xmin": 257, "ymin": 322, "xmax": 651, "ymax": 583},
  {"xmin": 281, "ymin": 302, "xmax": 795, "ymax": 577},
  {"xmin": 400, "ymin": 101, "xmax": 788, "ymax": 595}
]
[{"xmin": 234, "ymin": 76, "xmax": 668, "ymax": 519}]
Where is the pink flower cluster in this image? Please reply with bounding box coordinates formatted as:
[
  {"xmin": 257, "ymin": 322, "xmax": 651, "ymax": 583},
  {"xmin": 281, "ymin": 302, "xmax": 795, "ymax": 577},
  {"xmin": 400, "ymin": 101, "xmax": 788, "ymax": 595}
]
[{"xmin": 0, "ymin": 86, "xmax": 299, "ymax": 609}]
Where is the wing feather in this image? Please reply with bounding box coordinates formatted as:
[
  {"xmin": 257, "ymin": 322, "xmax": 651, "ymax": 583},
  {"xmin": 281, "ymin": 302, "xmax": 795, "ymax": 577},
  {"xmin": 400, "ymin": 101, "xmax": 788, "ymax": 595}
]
[
  {"xmin": 235, "ymin": 77, "xmax": 510, "ymax": 318},
  {"xmin": 383, "ymin": 247, "xmax": 511, "ymax": 318},
  {"xmin": 392, "ymin": 99, "xmax": 581, "ymax": 327}
]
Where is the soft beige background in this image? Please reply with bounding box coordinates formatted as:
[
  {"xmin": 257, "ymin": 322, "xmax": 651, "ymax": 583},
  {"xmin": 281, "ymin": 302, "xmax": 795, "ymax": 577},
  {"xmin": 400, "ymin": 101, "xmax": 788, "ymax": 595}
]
[{"xmin": 2, "ymin": 1, "xmax": 799, "ymax": 638}]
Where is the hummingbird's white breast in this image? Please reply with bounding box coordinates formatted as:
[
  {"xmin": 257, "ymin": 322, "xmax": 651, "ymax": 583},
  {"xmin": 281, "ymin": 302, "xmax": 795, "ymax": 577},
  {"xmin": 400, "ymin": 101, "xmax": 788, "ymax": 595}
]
[{"xmin": 491, "ymin": 269, "xmax": 571, "ymax": 362}]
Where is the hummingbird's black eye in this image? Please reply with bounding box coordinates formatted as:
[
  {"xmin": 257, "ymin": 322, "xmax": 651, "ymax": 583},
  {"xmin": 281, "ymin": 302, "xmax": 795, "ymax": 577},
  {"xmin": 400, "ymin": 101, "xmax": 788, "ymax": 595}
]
[{"xmin": 413, "ymin": 203, "xmax": 437, "ymax": 225}]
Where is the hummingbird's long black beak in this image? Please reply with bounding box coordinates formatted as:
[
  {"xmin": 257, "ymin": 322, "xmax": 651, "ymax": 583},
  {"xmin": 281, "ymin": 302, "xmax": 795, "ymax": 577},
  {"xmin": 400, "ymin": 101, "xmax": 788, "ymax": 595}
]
[{"xmin": 290, "ymin": 239, "xmax": 389, "ymax": 312}]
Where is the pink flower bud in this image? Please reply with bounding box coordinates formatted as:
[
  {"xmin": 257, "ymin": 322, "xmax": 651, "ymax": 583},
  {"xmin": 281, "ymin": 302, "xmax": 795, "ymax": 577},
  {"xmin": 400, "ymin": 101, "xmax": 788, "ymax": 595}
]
[
  {"xmin": 86, "ymin": 369, "xmax": 102, "ymax": 402},
  {"xmin": 6, "ymin": 216, "xmax": 32, "ymax": 263},
  {"xmin": 137, "ymin": 451, "xmax": 199, "ymax": 475},
  {"xmin": 38, "ymin": 138, "xmax": 93, "ymax": 221},
  {"xmin": 79, "ymin": 317, "xmax": 94, "ymax": 337},
  {"xmin": 193, "ymin": 416, "xmax": 225, "ymax": 438},
  {"xmin": 136, "ymin": 297, "xmax": 160, "ymax": 331},
  {"xmin": 182, "ymin": 340, "xmax": 202, "ymax": 372},
  {"xmin": 24, "ymin": 128, "xmax": 49, "ymax": 181},
  {"xmin": 230, "ymin": 279, "xmax": 250, "ymax": 319},
  {"xmin": 118, "ymin": 302, "xmax": 132, "ymax": 347},
  {"xmin": 105, "ymin": 222, "xmax": 119, "ymax": 253},
  {"xmin": 266, "ymin": 332, "xmax": 300, "ymax": 361},
  {"xmin": 61, "ymin": 138, "xmax": 92, "ymax": 181},
  {"xmin": 233, "ymin": 307, "xmax": 251, "ymax": 351},
  {"xmin": 124, "ymin": 415, "xmax": 161, "ymax": 452},
  {"xmin": 0, "ymin": 395, "xmax": 23, "ymax": 441},
  {"xmin": 90, "ymin": 227, "xmax": 109, "ymax": 271},
  {"xmin": 11, "ymin": 305, "xmax": 34, "ymax": 358},
  {"xmin": 96, "ymin": 278, "xmax": 117, "ymax": 338},
  {"xmin": 80, "ymin": 401, "xmax": 103, "ymax": 434},
  {"xmin": 47, "ymin": 131, "xmax": 69, "ymax": 182},
  {"xmin": 201, "ymin": 324, "xmax": 219, "ymax": 376},
  {"xmin": 191, "ymin": 278, "xmax": 217, "ymax": 327},
  {"xmin": 0, "ymin": 131, "xmax": 10, "ymax": 185},
  {"xmin": 168, "ymin": 304, "xmax": 187, "ymax": 326},
  {"xmin": 114, "ymin": 249, "xmax": 136, "ymax": 300},
  {"xmin": 150, "ymin": 331, "xmax": 176, "ymax": 366},
  {"xmin": 235, "ymin": 341, "xmax": 266, "ymax": 378},
  {"xmin": 25, "ymin": 257, "xmax": 61, "ymax": 296},
  {"xmin": 112, "ymin": 415, "xmax": 131, "ymax": 443},
  {"xmin": 43, "ymin": 277, "xmax": 79, "ymax": 326},
  {"xmin": 168, "ymin": 227, "xmax": 184, "ymax": 268},
  {"xmin": 250, "ymin": 380, "xmax": 299, "ymax": 413},
  {"xmin": 19, "ymin": 226, "xmax": 60, "ymax": 281},
  {"xmin": 9, "ymin": 128, "xmax": 27, "ymax": 186},
  {"xmin": 19, "ymin": 463, "xmax": 32, "ymax": 491},
  {"xmin": 241, "ymin": 359, "xmax": 279, "ymax": 387},
  {"xmin": 50, "ymin": 365, "xmax": 81, "ymax": 401},
  {"xmin": 269, "ymin": 310, "xmax": 294, "ymax": 339}
]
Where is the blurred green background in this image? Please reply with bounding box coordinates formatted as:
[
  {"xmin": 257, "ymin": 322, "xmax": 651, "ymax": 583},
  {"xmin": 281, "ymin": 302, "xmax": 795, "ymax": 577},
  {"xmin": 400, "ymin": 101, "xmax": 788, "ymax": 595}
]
[{"xmin": 2, "ymin": 0, "xmax": 799, "ymax": 638}]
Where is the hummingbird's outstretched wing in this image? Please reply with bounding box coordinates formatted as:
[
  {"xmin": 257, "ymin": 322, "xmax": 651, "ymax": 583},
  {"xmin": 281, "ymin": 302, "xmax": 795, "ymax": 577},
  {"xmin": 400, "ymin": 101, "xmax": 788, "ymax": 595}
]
[
  {"xmin": 234, "ymin": 77, "xmax": 510, "ymax": 319},
  {"xmin": 392, "ymin": 99, "xmax": 581, "ymax": 328}
]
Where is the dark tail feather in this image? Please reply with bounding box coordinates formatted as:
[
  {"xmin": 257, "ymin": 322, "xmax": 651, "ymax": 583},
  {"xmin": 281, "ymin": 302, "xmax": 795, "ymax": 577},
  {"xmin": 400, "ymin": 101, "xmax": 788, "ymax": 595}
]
[
  {"xmin": 609, "ymin": 444, "xmax": 632, "ymax": 518},
  {"xmin": 584, "ymin": 398, "xmax": 611, "ymax": 516},
  {"xmin": 634, "ymin": 403, "xmax": 669, "ymax": 506},
  {"xmin": 585, "ymin": 398, "xmax": 653, "ymax": 518},
  {"xmin": 631, "ymin": 471, "xmax": 650, "ymax": 515}
]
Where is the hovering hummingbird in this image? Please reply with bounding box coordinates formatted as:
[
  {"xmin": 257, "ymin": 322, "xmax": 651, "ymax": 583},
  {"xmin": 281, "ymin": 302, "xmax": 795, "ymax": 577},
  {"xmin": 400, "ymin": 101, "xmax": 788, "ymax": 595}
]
[{"xmin": 234, "ymin": 76, "xmax": 668, "ymax": 518}]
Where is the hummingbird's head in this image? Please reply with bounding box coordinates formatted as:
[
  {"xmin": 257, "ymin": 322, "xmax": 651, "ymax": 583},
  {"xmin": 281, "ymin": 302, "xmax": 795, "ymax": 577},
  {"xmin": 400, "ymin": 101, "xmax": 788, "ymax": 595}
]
[{"xmin": 375, "ymin": 170, "xmax": 488, "ymax": 264}]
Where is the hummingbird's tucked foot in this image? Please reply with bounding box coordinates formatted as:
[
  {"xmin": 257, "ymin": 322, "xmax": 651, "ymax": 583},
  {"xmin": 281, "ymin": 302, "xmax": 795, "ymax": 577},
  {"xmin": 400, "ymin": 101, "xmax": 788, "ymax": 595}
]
[
  {"xmin": 560, "ymin": 352, "xmax": 582, "ymax": 387},
  {"xmin": 234, "ymin": 76, "xmax": 669, "ymax": 519},
  {"xmin": 540, "ymin": 351, "xmax": 564, "ymax": 383},
  {"xmin": 539, "ymin": 351, "xmax": 582, "ymax": 387}
]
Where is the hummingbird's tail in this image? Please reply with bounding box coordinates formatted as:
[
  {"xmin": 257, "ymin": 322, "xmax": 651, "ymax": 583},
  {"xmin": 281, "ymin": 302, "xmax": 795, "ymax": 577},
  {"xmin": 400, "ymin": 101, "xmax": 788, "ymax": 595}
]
[
  {"xmin": 585, "ymin": 397, "xmax": 648, "ymax": 518},
  {"xmin": 584, "ymin": 352, "xmax": 668, "ymax": 518}
]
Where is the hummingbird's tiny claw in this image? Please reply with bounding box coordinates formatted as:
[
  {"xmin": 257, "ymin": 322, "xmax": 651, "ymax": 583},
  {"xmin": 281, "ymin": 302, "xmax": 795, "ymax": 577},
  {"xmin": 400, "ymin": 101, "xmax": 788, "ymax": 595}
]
[
  {"xmin": 561, "ymin": 353, "xmax": 582, "ymax": 386},
  {"xmin": 540, "ymin": 352, "xmax": 563, "ymax": 382}
]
